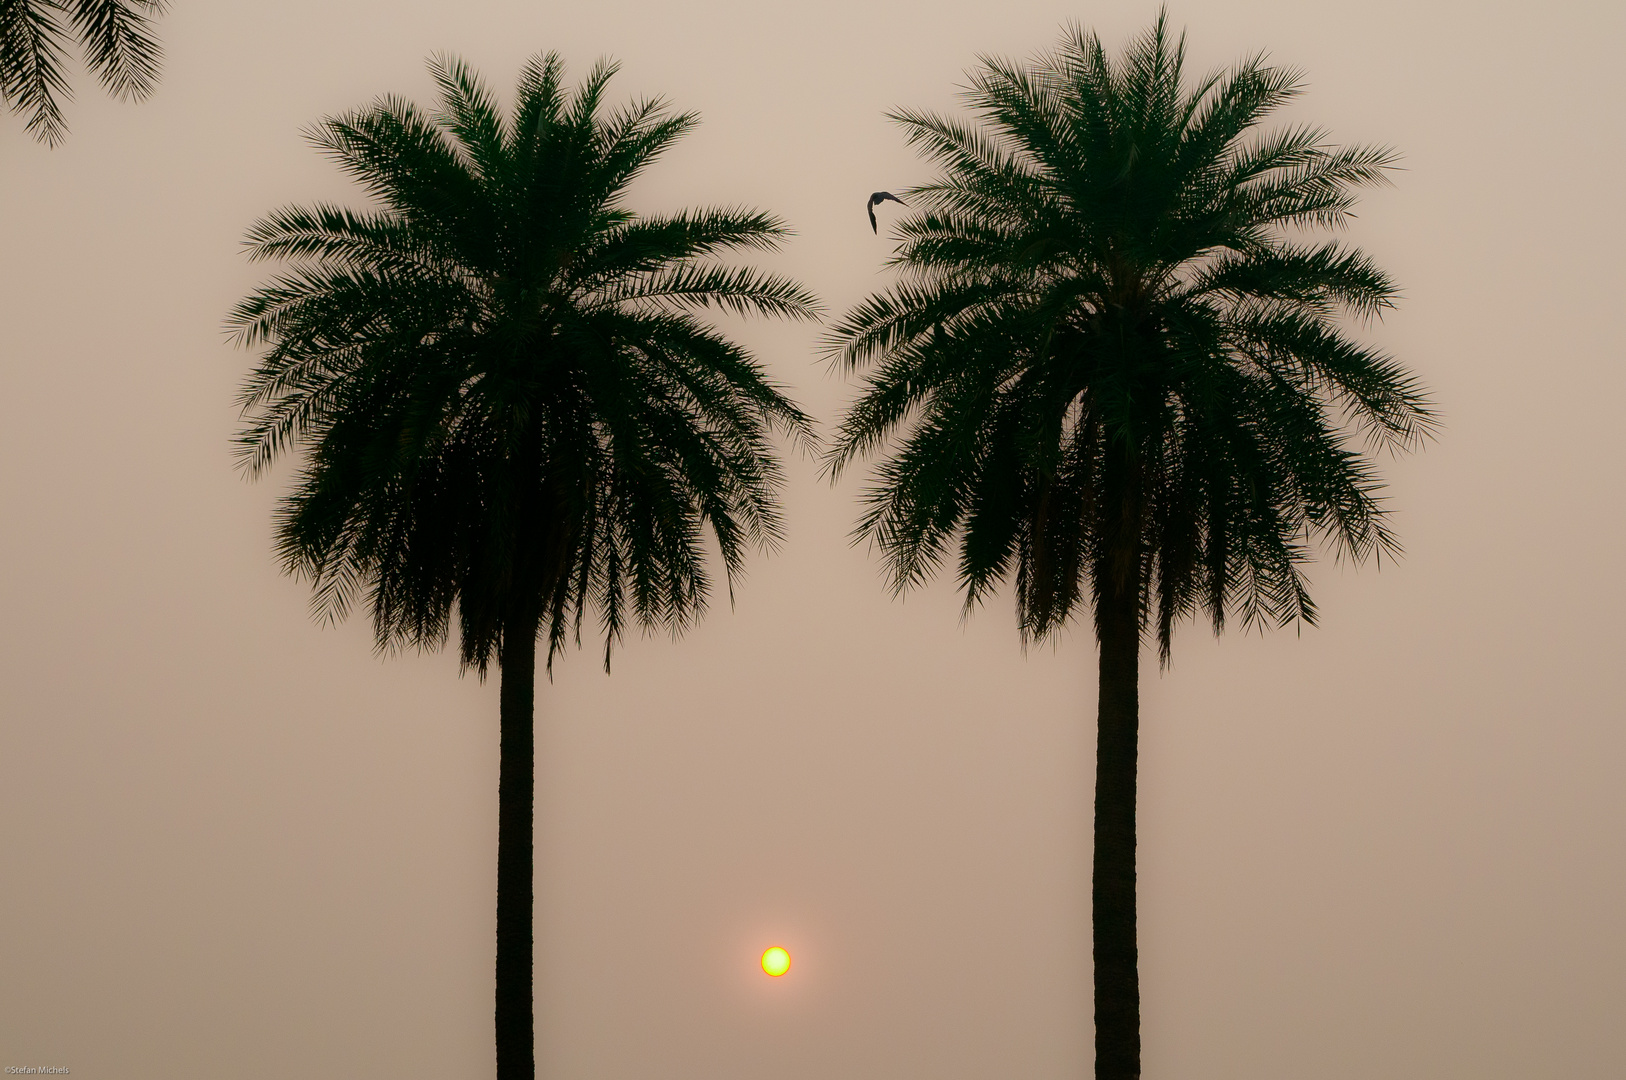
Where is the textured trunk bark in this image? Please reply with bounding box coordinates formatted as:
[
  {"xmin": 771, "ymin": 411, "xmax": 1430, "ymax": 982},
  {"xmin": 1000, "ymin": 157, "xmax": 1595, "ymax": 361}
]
[
  {"xmin": 495, "ymin": 611, "xmax": 539, "ymax": 1080},
  {"xmin": 1094, "ymin": 576, "xmax": 1141, "ymax": 1079}
]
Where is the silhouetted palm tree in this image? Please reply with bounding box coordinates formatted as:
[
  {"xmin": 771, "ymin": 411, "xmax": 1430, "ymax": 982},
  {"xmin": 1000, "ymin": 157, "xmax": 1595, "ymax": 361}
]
[
  {"xmin": 0, "ymin": 0, "xmax": 166, "ymax": 145},
  {"xmin": 230, "ymin": 54, "xmax": 817, "ymax": 1079},
  {"xmin": 825, "ymin": 15, "xmax": 1433, "ymax": 1078}
]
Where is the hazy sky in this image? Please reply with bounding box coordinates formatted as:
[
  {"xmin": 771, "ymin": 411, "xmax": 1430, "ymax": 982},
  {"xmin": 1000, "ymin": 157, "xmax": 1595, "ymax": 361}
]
[{"xmin": 2, "ymin": 2, "xmax": 1623, "ymax": 1078}]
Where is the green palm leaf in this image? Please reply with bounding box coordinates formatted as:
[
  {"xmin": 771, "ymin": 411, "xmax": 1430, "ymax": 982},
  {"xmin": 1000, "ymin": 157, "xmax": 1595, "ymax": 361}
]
[{"xmin": 0, "ymin": 0, "xmax": 165, "ymax": 145}]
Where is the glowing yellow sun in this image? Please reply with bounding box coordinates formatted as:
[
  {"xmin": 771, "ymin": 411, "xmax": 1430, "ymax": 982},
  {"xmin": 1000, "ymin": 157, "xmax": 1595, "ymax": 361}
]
[{"xmin": 760, "ymin": 946, "xmax": 791, "ymax": 977}]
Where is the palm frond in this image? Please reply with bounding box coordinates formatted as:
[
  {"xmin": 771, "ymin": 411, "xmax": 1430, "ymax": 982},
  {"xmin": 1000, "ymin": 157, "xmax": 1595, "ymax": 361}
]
[
  {"xmin": 1, "ymin": 0, "xmax": 72, "ymax": 144},
  {"xmin": 0, "ymin": 0, "xmax": 164, "ymax": 144},
  {"xmin": 69, "ymin": 0, "xmax": 164, "ymax": 99}
]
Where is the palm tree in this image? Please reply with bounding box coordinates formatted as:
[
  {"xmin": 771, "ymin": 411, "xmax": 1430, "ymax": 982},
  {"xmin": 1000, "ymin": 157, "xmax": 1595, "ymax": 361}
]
[
  {"xmin": 824, "ymin": 14, "xmax": 1433, "ymax": 1078},
  {"xmin": 229, "ymin": 54, "xmax": 818, "ymax": 1079},
  {"xmin": 1, "ymin": 0, "xmax": 166, "ymax": 145}
]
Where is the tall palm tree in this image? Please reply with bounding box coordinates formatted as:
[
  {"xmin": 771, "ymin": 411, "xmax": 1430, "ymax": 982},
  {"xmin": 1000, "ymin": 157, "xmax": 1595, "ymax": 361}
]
[
  {"xmin": 824, "ymin": 15, "xmax": 1433, "ymax": 1078},
  {"xmin": 0, "ymin": 0, "xmax": 166, "ymax": 145},
  {"xmin": 230, "ymin": 54, "xmax": 818, "ymax": 1079}
]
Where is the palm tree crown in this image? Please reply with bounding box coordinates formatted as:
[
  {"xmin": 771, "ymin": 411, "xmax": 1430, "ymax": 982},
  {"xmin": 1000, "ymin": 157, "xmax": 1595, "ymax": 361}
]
[
  {"xmin": 1, "ymin": 0, "xmax": 166, "ymax": 145},
  {"xmin": 824, "ymin": 15, "xmax": 1432, "ymax": 1079},
  {"xmin": 232, "ymin": 53, "xmax": 818, "ymax": 673},
  {"xmin": 827, "ymin": 14, "xmax": 1433, "ymax": 656}
]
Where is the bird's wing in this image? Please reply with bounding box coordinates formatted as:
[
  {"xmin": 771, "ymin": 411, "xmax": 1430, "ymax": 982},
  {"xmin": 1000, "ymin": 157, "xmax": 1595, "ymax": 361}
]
[
  {"xmin": 881, "ymin": 191, "xmax": 906, "ymax": 205},
  {"xmin": 868, "ymin": 202, "xmax": 878, "ymax": 233}
]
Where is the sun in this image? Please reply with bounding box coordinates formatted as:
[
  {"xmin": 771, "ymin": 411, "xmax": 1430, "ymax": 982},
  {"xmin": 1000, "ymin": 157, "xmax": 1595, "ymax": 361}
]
[{"xmin": 760, "ymin": 946, "xmax": 791, "ymax": 977}]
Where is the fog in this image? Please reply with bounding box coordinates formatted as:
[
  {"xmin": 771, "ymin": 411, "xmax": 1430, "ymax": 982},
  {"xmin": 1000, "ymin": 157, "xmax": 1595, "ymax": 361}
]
[{"xmin": 2, "ymin": 1, "xmax": 1623, "ymax": 1077}]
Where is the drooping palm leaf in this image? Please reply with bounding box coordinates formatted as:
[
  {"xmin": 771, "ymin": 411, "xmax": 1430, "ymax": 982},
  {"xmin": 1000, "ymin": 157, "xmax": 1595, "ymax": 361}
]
[{"xmin": 0, "ymin": 0, "xmax": 165, "ymax": 145}]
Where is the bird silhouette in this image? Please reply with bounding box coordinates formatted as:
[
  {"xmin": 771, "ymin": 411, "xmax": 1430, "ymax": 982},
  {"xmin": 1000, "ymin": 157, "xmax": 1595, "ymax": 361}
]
[{"xmin": 867, "ymin": 191, "xmax": 906, "ymax": 233}]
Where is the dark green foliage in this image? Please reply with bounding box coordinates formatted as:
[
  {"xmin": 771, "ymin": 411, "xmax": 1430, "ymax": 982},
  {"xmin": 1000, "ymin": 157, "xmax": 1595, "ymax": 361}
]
[
  {"xmin": 0, "ymin": 0, "xmax": 166, "ymax": 145},
  {"xmin": 826, "ymin": 12, "xmax": 1433, "ymax": 658},
  {"xmin": 231, "ymin": 53, "xmax": 818, "ymax": 674}
]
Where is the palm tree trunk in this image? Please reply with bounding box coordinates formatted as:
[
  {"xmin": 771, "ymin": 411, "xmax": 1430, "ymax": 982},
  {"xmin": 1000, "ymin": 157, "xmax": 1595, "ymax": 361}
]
[
  {"xmin": 1094, "ymin": 575, "xmax": 1141, "ymax": 1079},
  {"xmin": 496, "ymin": 610, "xmax": 539, "ymax": 1080}
]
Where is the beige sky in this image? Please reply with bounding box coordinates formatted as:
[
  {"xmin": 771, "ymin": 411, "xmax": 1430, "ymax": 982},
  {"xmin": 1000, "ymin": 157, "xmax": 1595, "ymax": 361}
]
[{"xmin": 2, "ymin": 1, "xmax": 1623, "ymax": 1077}]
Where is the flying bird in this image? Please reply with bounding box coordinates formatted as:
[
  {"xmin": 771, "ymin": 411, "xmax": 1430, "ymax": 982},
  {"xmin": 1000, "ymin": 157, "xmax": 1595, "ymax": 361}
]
[{"xmin": 867, "ymin": 191, "xmax": 906, "ymax": 233}]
